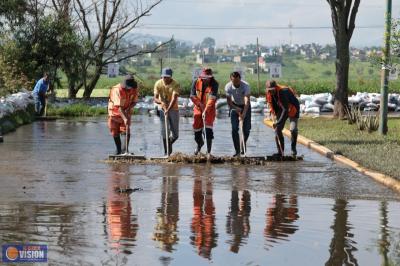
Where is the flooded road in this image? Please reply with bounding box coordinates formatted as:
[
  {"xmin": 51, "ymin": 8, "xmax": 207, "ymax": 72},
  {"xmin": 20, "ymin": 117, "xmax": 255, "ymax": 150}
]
[{"xmin": 0, "ymin": 114, "xmax": 399, "ymax": 265}]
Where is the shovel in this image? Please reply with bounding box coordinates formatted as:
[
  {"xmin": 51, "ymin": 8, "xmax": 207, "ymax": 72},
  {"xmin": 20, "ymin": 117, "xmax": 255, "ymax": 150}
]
[{"xmin": 239, "ymin": 119, "xmax": 247, "ymax": 157}]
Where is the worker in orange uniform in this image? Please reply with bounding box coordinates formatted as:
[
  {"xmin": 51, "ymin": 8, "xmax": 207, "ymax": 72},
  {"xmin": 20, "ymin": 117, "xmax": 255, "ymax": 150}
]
[
  {"xmin": 266, "ymin": 80, "xmax": 300, "ymax": 157},
  {"xmin": 108, "ymin": 74, "xmax": 139, "ymax": 155},
  {"xmin": 190, "ymin": 68, "xmax": 219, "ymax": 156}
]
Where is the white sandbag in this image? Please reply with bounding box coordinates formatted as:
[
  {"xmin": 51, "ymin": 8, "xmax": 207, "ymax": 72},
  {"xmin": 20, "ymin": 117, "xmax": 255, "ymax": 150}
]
[
  {"xmin": 307, "ymin": 100, "xmax": 322, "ymax": 108},
  {"xmin": 305, "ymin": 106, "xmax": 320, "ymax": 114},
  {"xmin": 348, "ymin": 95, "xmax": 362, "ymax": 104},
  {"xmin": 321, "ymin": 103, "xmax": 334, "ymax": 112},
  {"xmin": 313, "ymin": 93, "xmax": 330, "ymax": 105},
  {"xmin": 388, "ymin": 103, "xmax": 397, "ymax": 111},
  {"xmin": 299, "ymin": 94, "xmax": 312, "ymax": 104}
]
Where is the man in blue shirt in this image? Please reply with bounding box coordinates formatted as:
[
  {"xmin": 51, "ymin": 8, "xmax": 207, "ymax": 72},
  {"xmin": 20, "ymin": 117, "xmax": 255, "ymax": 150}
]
[{"xmin": 32, "ymin": 73, "xmax": 49, "ymax": 116}]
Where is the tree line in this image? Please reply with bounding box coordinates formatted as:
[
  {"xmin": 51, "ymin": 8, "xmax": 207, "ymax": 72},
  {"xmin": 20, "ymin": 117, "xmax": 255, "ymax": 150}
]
[{"xmin": 0, "ymin": 0, "xmax": 169, "ymax": 98}]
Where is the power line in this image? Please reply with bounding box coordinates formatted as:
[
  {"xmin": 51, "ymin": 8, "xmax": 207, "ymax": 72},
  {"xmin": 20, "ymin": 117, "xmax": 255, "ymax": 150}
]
[
  {"xmin": 137, "ymin": 24, "xmax": 384, "ymax": 30},
  {"xmin": 165, "ymin": 0, "xmax": 399, "ymax": 8}
]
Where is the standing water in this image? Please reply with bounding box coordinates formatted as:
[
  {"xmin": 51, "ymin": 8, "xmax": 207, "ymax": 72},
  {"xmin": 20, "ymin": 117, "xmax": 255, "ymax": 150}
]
[{"xmin": 0, "ymin": 115, "xmax": 399, "ymax": 265}]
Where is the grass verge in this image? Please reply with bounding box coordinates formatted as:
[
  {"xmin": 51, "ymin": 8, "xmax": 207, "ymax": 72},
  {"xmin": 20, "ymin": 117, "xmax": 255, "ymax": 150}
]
[
  {"xmin": 299, "ymin": 117, "xmax": 400, "ymax": 180},
  {"xmin": 47, "ymin": 103, "xmax": 108, "ymax": 117}
]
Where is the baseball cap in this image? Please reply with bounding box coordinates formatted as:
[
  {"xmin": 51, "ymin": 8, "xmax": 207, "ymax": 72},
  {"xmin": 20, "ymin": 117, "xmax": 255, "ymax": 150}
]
[
  {"xmin": 161, "ymin": 68, "xmax": 173, "ymax": 77},
  {"xmin": 199, "ymin": 68, "xmax": 213, "ymax": 79}
]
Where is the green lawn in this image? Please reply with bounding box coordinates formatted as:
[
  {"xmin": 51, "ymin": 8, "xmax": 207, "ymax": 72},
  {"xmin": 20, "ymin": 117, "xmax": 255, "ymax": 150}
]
[
  {"xmin": 54, "ymin": 56, "xmax": 400, "ymax": 98},
  {"xmin": 299, "ymin": 117, "xmax": 400, "ymax": 180}
]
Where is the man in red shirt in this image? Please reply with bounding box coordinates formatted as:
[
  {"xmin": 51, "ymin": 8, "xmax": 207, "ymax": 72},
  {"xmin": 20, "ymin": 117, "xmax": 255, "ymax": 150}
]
[{"xmin": 108, "ymin": 75, "xmax": 139, "ymax": 155}]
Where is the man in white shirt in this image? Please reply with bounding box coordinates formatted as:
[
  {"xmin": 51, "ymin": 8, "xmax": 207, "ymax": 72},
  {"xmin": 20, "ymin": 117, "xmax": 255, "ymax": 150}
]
[{"xmin": 224, "ymin": 71, "xmax": 251, "ymax": 156}]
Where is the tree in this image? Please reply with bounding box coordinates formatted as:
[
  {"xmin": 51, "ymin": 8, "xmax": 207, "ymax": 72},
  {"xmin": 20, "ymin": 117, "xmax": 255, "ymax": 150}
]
[
  {"xmin": 201, "ymin": 37, "xmax": 215, "ymax": 49},
  {"xmin": 72, "ymin": 0, "xmax": 171, "ymax": 99},
  {"xmin": 0, "ymin": 0, "xmax": 27, "ymax": 28},
  {"xmin": 327, "ymin": 0, "xmax": 360, "ymax": 118}
]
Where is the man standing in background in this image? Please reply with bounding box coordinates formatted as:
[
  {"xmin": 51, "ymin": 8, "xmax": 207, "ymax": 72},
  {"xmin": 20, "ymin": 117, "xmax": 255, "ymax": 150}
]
[{"xmin": 32, "ymin": 73, "xmax": 49, "ymax": 116}]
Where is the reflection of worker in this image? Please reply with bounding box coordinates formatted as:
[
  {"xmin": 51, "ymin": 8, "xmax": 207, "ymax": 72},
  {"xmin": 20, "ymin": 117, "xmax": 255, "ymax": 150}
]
[
  {"xmin": 190, "ymin": 68, "xmax": 219, "ymax": 156},
  {"xmin": 226, "ymin": 190, "xmax": 251, "ymax": 253},
  {"xmin": 152, "ymin": 176, "xmax": 180, "ymax": 251},
  {"xmin": 32, "ymin": 73, "xmax": 49, "ymax": 116},
  {"xmin": 266, "ymin": 80, "xmax": 300, "ymax": 157},
  {"xmin": 108, "ymin": 75, "xmax": 139, "ymax": 155},
  {"xmin": 106, "ymin": 164, "xmax": 138, "ymax": 251},
  {"xmin": 264, "ymin": 194, "xmax": 299, "ymax": 247},
  {"xmin": 153, "ymin": 68, "xmax": 180, "ymax": 155},
  {"xmin": 190, "ymin": 177, "xmax": 218, "ymax": 259}
]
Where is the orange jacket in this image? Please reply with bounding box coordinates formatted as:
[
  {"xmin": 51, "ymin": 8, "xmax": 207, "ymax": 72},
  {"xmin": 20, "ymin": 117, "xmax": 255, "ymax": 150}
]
[
  {"xmin": 108, "ymin": 84, "xmax": 138, "ymax": 117},
  {"xmin": 190, "ymin": 78, "xmax": 217, "ymax": 110},
  {"xmin": 266, "ymin": 84, "xmax": 298, "ymax": 118}
]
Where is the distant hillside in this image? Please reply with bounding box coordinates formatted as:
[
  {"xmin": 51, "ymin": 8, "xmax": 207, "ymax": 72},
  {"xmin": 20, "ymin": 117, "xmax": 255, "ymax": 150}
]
[{"xmin": 124, "ymin": 33, "xmax": 192, "ymax": 45}]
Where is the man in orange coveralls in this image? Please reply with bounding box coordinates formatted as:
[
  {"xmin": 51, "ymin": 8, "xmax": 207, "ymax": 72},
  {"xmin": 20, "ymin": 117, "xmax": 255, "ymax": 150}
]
[
  {"xmin": 108, "ymin": 74, "xmax": 139, "ymax": 155},
  {"xmin": 190, "ymin": 68, "xmax": 219, "ymax": 157}
]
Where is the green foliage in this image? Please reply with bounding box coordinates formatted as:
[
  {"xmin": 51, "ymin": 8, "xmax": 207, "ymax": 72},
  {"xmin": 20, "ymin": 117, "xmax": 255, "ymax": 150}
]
[
  {"xmin": 0, "ymin": 53, "xmax": 32, "ymax": 96},
  {"xmin": 47, "ymin": 103, "xmax": 108, "ymax": 117},
  {"xmin": 0, "ymin": 0, "xmax": 27, "ymax": 28},
  {"xmin": 344, "ymin": 106, "xmax": 360, "ymax": 124}
]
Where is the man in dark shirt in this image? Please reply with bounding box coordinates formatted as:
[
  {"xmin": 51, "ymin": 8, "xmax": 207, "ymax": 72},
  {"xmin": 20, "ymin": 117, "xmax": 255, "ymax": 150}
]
[{"xmin": 266, "ymin": 80, "xmax": 300, "ymax": 157}]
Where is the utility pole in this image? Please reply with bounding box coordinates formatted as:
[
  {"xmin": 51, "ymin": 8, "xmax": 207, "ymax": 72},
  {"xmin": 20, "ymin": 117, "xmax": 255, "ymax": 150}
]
[
  {"xmin": 160, "ymin": 58, "xmax": 163, "ymax": 75},
  {"xmin": 379, "ymin": 0, "xmax": 392, "ymax": 135},
  {"xmin": 257, "ymin": 37, "xmax": 260, "ymax": 96}
]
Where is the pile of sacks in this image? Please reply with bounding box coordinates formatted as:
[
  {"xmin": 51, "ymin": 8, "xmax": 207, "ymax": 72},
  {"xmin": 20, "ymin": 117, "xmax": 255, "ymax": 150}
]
[
  {"xmin": 299, "ymin": 92, "xmax": 400, "ymax": 114},
  {"xmin": 0, "ymin": 90, "xmax": 34, "ymax": 119}
]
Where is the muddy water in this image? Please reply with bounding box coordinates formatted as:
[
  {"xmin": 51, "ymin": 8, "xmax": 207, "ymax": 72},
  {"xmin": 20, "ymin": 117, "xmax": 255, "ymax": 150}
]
[{"xmin": 0, "ymin": 115, "xmax": 399, "ymax": 265}]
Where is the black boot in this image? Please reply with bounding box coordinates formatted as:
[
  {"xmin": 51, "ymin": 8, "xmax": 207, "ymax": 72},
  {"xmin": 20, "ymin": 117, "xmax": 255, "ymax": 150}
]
[
  {"xmin": 194, "ymin": 131, "xmax": 204, "ymax": 155},
  {"xmin": 113, "ymin": 136, "xmax": 122, "ymax": 155},
  {"xmin": 206, "ymin": 128, "xmax": 213, "ymax": 154},
  {"xmin": 207, "ymin": 138, "xmax": 212, "ymax": 154}
]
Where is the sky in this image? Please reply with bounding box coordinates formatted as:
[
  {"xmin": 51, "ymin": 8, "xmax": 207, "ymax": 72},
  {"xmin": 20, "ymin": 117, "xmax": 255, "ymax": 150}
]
[{"xmin": 134, "ymin": 0, "xmax": 400, "ymax": 47}]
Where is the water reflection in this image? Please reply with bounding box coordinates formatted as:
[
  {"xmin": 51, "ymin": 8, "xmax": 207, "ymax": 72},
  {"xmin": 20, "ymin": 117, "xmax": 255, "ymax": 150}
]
[
  {"xmin": 190, "ymin": 175, "xmax": 218, "ymax": 259},
  {"xmin": 379, "ymin": 201, "xmax": 389, "ymax": 266},
  {"xmin": 153, "ymin": 175, "xmax": 180, "ymax": 252},
  {"xmin": 325, "ymin": 199, "xmax": 358, "ymax": 266},
  {"xmin": 105, "ymin": 164, "xmax": 138, "ymax": 253},
  {"xmin": 226, "ymin": 167, "xmax": 251, "ymax": 253},
  {"xmin": 264, "ymin": 194, "xmax": 299, "ymax": 249}
]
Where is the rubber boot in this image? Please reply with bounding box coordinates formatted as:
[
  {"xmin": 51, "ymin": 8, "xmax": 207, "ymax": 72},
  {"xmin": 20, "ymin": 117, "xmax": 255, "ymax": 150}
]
[
  {"xmin": 113, "ymin": 136, "xmax": 122, "ymax": 155},
  {"xmin": 194, "ymin": 131, "xmax": 204, "ymax": 155},
  {"xmin": 205, "ymin": 128, "xmax": 214, "ymax": 154},
  {"xmin": 206, "ymin": 138, "xmax": 212, "ymax": 154}
]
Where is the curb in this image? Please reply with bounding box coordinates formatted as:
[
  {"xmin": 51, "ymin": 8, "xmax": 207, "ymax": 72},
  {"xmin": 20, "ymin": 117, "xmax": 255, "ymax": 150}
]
[{"xmin": 264, "ymin": 118, "xmax": 400, "ymax": 193}]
